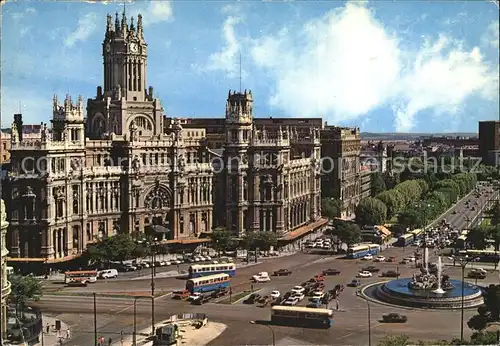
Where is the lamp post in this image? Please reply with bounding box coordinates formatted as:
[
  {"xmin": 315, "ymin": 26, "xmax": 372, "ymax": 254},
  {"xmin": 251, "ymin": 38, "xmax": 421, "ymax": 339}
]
[
  {"xmin": 455, "ymin": 255, "xmax": 478, "ymax": 341},
  {"xmin": 93, "ymin": 292, "xmax": 97, "ymax": 346},
  {"xmin": 133, "ymin": 297, "xmax": 138, "ymax": 346},
  {"xmin": 150, "ymin": 237, "xmax": 158, "ymax": 335},
  {"xmin": 366, "ymin": 300, "xmax": 371, "ymax": 346}
]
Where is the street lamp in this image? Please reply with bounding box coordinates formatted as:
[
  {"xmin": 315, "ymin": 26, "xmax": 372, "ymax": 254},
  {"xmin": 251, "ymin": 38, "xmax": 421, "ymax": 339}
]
[
  {"xmin": 133, "ymin": 297, "xmax": 138, "ymax": 346},
  {"xmin": 454, "ymin": 255, "xmax": 479, "ymax": 341},
  {"xmin": 366, "ymin": 300, "xmax": 371, "ymax": 346},
  {"xmin": 149, "ymin": 237, "xmax": 158, "ymax": 335},
  {"xmin": 249, "ymin": 321, "xmax": 275, "ymax": 346}
]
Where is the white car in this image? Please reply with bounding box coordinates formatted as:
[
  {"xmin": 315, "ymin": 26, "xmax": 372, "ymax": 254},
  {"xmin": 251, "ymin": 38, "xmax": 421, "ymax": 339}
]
[
  {"xmin": 292, "ymin": 292, "xmax": 305, "ymax": 301},
  {"xmin": 253, "ymin": 275, "xmax": 271, "ymax": 283},
  {"xmin": 292, "ymin": 286, "xmax": 305, "ymax": 294},
  {"xmin": 362, "ymin": 255, "xmax": 373, "ymax": 260},
  {"xmin": 375, "ymin": 256, "xmax": 385, "ymax": 262},
  {"xmin": 358, "ymin": 271, "xmax": 372, "ymax": 278},
  {"xmin": 283, "ymin": 297, "xmax": 299, "ymax": 306},
  {"xmin": 188, "ymin": 292, "xmax": 202, "ymax": 301},
  {"xmin": 312, "ymin": 291, "xmax": 325, "ymax": 299},
  {"xmin": 270, "ymin": 290, "xmax": 281, "ymax": 299},
  {"xmin": 164, "ymin": 261, "xmax": 172, "ymax": 266},
  {"xmin": 173, "ymin": 260, "xmax": 182, "ymax": 265}
]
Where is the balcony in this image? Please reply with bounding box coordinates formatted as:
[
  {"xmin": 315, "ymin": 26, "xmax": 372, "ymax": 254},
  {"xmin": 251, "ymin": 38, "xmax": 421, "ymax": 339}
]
[{"xmin": 1, "ymin": 280, "xmax": 11, "ymax": 298}]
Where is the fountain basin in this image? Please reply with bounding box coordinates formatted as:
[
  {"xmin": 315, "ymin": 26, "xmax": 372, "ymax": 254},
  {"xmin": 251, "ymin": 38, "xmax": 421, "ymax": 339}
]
[{"xmin": 362, "ymin": 278, "xmax": 484, "ymax": 309}]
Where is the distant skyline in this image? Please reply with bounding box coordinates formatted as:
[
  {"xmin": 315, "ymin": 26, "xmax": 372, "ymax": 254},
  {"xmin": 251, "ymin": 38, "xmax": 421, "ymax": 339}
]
[{"xmin": 2, "ymin": 1, "xmax": 499, "ymax": 133}]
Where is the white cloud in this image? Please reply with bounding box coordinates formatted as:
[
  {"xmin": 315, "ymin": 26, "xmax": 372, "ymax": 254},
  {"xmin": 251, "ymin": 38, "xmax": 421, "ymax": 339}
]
[
  {"xmin": 128, "ymin": 1, "xmax": 173, "ymax": 26},
  {"xmin": 64, "ymin": 12, "xmax": 99, "ymax": 47},
  {"xmin": 204, "ymin": 16, "xmax": 244, "ymax": 78},
  {"xmin": 482, "ymin": 21, "xmax": 499, "ymax": 49},
  {"xmin": 208, "ymin": 3, "xmax": 499, "ymax": 131}
]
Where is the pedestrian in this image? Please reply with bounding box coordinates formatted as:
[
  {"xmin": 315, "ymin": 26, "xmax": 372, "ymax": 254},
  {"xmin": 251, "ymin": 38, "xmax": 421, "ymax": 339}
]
[
  {"xmin": 66, "ymin": 329, "xmax": 71, "ymax": 339},
  {"xmin": 46, "ymin": 323, "xmax": 50, "ymax": 334},
  {"xmin": 108, "ymin": 337, "xmax": 112, "ymax": 346},
  {"xmin": 59, "ymin": 337, "xmax": 63, "ymax": 346}
]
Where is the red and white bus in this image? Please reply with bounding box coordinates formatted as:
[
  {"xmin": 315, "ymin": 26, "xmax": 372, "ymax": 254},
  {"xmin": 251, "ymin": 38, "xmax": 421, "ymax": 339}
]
[{"xmin": 64, "ymin": 270, "xmax": 98, "ymax": 286}]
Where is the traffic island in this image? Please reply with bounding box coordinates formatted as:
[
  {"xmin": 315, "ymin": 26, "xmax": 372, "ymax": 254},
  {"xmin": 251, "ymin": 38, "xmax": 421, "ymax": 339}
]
[{"xmin": 114, "ymin": 313, "xmax": 227, "ymax": 346}]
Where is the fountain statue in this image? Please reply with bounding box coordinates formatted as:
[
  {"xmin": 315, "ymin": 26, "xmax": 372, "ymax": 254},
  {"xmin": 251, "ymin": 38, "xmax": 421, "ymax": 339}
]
[
  {"xmin": 432, "ymin": 256, "xmax": 446, "ymax": 294},
  {"xmin": 424, "ymin": 247, "xmax": 429, "ymax": 273},
  {"xmin": 408, "ymin": 254, "xmax": 453, "ymax": 291}
]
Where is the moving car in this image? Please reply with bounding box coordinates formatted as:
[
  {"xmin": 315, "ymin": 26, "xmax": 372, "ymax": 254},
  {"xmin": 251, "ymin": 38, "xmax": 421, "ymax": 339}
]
[
  {"xmin": 243, "ymin": 293, "xmax": 261, "ymax": 304},
  {"xmin": 386, "ymin": 256, "xmax": 397, "ymax": 262},
  {"xmin": 322, "ymin": 268, "xmax": 341, "ymax": 276},
  {"xmin": 361, "ymin": 266, "xmax": 380, "ymax": 273},
  {"xmin": 374, "ymin": 256, "xmax": 386, "ymax": 262},
  {"xmin": 270, "ymin": 290, "xmax": 281, "ymax": 299},
  {"xmin": 468, "ymin": 270, "xmax": 486, "ymax": 279},
  {"xmin": 382, "ymin": 313, "xmax": 408, "ymax": 323},
  {"xmin": 188, "ymin": 292, "xmax": 202, "ymax": 301},
  {"xmin": 172, "ymin": 290, "xmax": 190, "ymax": 300},
  {"xmin": 358, "ymin": 271, "xmax": 372, "ymax": 278},
  {"xmin": 348, "ymin": 279, "xmax": 361, "ymax": 287},
  {"xmin": 283, "ymin": 297, "xmax": 299, "ymax": 306},
  {"xmin": 382, "ymin": 270, "xmax": 399, "ymax": 278},
  {"xmin": 362, "ymin": 255, "xmax": 373, "ymax": 260},
  {"xmin": 293, "ymin": 292, "xmax": 305, "ymax": 301},
  {"xmin": 292, "ymin": 286, "xmax": 305, "ymax": 294},
  {"xmin": 311, "ymin": 291, "xmax": 325, "ymax": 300},
  {"xmin": 273, "ymin": 269, "xmax": 292, "ymax": 276}
]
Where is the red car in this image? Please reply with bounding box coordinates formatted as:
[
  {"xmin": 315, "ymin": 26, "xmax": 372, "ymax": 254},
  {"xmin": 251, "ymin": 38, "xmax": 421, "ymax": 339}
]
[{"xmin": 313, "ymin": 274, "xmax": 325, "ymax": 281}]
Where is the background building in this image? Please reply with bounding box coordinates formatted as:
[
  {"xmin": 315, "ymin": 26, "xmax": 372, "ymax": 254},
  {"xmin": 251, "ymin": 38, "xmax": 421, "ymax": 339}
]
[
  {"xmin": 1, "ymin": 199, "xmax": 11, "ymax": 339},
  {"xmin": 3, "ymin": 11, "xmax": 326, "ymax": 266},
  {"xmin": 479, "ymin": 120, "xmax": 500, "ymax": 166}
]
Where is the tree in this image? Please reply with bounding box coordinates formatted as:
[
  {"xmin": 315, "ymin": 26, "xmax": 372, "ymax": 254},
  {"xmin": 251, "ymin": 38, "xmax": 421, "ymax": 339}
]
[
  {"xmin": 468, "ymin": 284, "xmax": 500, "ymax": 331},
  {"xmin": 398, "ymin": 208, "xmax": 423, "ymax": 230},
  {"xmin": 87, "ymin": 233, "xmax": 149, "ymax": 266},
  {"xmin": 466, "ymin": 226, "xmax": 490, "ymax": 250},
  {"xmin": 256, "ymin": 231, "xmax": 279, "ymax": 251},
  {"xmin": 394, "ymin": 180, "xmax": 424, "ymax": 208},
  {"xmin": 383, "ymin": 171, "xmax": 400, "ymax": 190},
  {"xmin": 375, "ymin": 190, "xmax": 404, "ymax": 219},
  {"xmin": 9, "ymin": 274, "xmax": 43, "ymax": 318},
  {"xmin": 331, "ymin": 220, "xmax": 361, "ymax": 247},
  {"xmin": 489, "ymin": 226, "xmax": 500, "ymax": 251},
  {"xmin": 355, "ymin": 197, "xmax": 387, "ymax": 227},
  {"xmin": 321, "ymin": 198, "xmax": 341, "ymax": 219},
  {"xmin": 370, "ymin": 172, "xmax": 386, "ymax": 197},
  {"xmin": 210, "ymin": 227, "xmax": 234, "ymax": 256}
]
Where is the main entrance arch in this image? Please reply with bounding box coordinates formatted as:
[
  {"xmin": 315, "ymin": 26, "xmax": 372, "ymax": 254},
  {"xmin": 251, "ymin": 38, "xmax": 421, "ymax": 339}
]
[{"xmin": 144, "ymin": 181, "xmax": 173, "ymax": 241}]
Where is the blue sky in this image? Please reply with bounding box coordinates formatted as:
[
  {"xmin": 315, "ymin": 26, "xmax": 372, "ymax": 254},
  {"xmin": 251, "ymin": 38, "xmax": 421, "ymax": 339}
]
[{"xmin": 2, "ymin": 0, "xmax": 499, "ymax": 133}]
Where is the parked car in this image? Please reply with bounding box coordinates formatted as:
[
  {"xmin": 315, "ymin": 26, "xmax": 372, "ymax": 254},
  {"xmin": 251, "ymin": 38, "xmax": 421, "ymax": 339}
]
[
  {"xmin": 313, "ymin": 274, "xmax": 325, "ymax": 281},
  {"xmin": 382, "ymin": 313, "xmax": 408, "ymax": 323},
  {"xmin": 358, "ymin": 271, "xmax": 372, "ymax": 278},
  {"xmin": 272, "ymin": 269, "xmax": 292, "ymax": 276},
  {"xmin": 322, "ymin": 268, "xmax": 341, "ymax": 276},
  {"xmin": 292, "ymin": 292, "xmax": 305, "ymax": 301}
]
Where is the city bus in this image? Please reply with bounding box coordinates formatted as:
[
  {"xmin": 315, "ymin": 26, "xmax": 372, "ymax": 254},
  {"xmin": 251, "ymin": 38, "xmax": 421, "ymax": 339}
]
[
  {"xmin": 64, "ymin": 270, "xmax": 98, "ymax": 285},
  {"xmin": 270, "ymin": 306, "xmax": 333, "ymax": 328},
  {"xmin": 410, "ymin": 229, "xmax": 425, "ymax": 241},
  {"xmin": 188, "ymin": 263, "xmax": 236, "ymax": 278},
  {"xmin": 396, "ymin": 233, "xmax": 414, "ymax": 247},
  {"xmin": 458, "ymin": 249, "xmax": 500, "ymax": 263},
  {"xmin": 185, "ymin": 273, "xmax": 231, "ymax": 293},
  {"xmin": 346, "ymin": 244, "xmax": 381, "ymax": 259}
]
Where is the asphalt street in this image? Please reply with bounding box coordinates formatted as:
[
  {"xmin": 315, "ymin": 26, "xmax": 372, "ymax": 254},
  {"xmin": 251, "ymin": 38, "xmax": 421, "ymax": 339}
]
[
  {"xmin": 36, "ymin": 184, "xmax": 500, "ymax": 346},
  {"xmin": 431, "ymin": 184, "xmax": 498, "ymax": 230}
]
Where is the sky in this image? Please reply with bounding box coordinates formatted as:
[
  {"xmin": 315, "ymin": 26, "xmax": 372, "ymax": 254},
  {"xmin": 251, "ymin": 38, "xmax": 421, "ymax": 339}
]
[{"xmin": 1, "ymin": 0, "xmax": 499, "ymax": 133}]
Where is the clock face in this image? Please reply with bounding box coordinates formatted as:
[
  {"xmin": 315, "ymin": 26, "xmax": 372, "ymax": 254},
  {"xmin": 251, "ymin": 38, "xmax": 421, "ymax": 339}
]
[
  {"xmin": 105, "ymin": 43, "xmax": 111, "ymax": 52},
  {"xmin": 130, "ymin": 43, "xmax": 138, "ymax": 53}
]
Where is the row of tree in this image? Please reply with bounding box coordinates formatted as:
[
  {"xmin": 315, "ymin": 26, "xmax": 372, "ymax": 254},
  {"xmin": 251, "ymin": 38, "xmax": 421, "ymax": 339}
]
[
  {"xmin": 210, "ymin": 227, "xmax": 279, "ymax": 255},
  {"xmin": 355, "ymin": 172, "xmax": 477, "ymax": 230},
  {"xmin": 378, "ymin": 330, "xmax": 499, "ymax": 346},
  {"xmin": 466, "ymin": 200, "xmax": 500, "ymax": 252}
]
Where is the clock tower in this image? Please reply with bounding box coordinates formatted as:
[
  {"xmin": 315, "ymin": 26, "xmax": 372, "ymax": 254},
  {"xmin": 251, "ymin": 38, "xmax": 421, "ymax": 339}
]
[{"xmin": 103, "ymin": 10, "xmax": 147, "ymax": 102}]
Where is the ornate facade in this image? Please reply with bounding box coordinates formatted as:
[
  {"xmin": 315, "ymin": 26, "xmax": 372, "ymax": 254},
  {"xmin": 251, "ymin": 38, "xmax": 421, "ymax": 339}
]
[{"xmin": 4, "ymin": 11, "xmax": 323, "ymax": 263}]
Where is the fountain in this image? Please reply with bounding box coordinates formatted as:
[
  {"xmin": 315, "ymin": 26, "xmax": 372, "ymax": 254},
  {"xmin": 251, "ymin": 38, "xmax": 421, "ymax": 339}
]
[
  {"xmin": 432, "ymin": 257, "xmax": 446, "ymax": 295},
  {"xmin": 361, "ymin": 247, "xmax": 484, "ymax": 309}
]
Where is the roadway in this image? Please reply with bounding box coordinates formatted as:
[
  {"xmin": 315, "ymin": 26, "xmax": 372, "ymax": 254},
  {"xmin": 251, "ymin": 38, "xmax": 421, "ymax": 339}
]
[
  {"xmin": 37, "ymin": 184, "xmax": 499, "ymax": 346},
  {"xmin": 37, "ymin": 247, "xmax": 499, "ymax": 345},
  {"xmin": 432, "ymin": 183, "xmax": 497, "ymax": 231}
]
